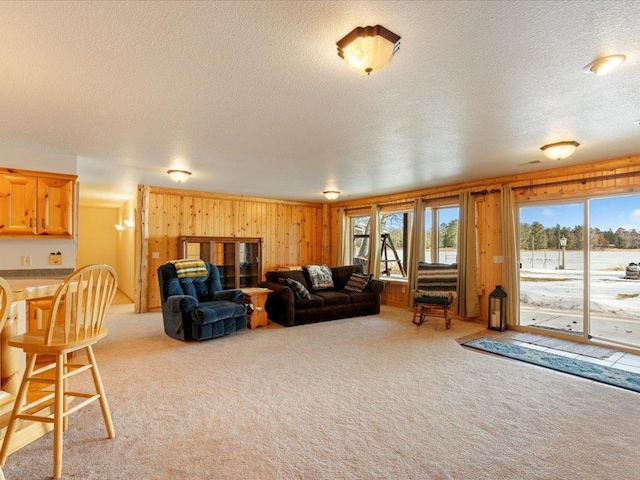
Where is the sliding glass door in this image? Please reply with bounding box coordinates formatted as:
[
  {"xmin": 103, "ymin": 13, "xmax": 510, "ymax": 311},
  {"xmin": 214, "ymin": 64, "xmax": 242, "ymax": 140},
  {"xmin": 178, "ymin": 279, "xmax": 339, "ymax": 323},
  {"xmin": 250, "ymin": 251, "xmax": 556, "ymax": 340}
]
[
  {"xmin": 588, "ymin": 196, "xmax": 640, "ymax": 348},
  {"xmin": 519, "ymin": 202, "xmax": 585, "ymax": 337},
  {"xmin": 518, "ymin": 195, "xmax": 640, "ymax": 349}
]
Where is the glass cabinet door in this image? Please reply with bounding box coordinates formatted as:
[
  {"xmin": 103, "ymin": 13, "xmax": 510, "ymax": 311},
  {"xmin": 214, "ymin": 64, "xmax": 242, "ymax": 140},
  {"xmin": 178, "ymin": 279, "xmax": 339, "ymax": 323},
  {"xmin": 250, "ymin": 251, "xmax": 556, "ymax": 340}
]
[
  {"xmin": 238, "ymin": 241, "xmax": 260, "ymax": 287},
  {"xmin": 177, "ymin": 236, "xmax": 262, "ymax": 289},
  {"xmin": 212, "ymin": 241, "xmax": 236, "ymax": 289}
]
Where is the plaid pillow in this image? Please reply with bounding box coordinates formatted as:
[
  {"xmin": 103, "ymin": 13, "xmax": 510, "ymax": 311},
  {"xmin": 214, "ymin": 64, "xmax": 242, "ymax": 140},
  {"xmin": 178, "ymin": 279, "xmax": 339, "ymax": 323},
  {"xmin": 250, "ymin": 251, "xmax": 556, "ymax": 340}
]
[
  {"xmin": 278, "ymin": 278, "xmax": 311, "ymax": 299},
  {"xmin": 303, "ymin": 264, "xmax": 334, "ymax": 291},
  {"xmin": 344, "ymin": 273, "xmax": 371, "ymax": 292}
]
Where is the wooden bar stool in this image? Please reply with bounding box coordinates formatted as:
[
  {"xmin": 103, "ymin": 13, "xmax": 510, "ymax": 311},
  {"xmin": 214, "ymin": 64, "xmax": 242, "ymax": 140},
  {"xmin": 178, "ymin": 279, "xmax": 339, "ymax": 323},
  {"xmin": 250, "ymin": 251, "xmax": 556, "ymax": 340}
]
[
  {"xmin": 28, "ymin": 298, "xmax": 53, "ymax": 331},
  {"xmin": 0, "ymin": 277, "xmax": 12, "ymax": 480},
  {"xmin": 0, "ymin": 265, "xmax": 118, "ymax": 480}
]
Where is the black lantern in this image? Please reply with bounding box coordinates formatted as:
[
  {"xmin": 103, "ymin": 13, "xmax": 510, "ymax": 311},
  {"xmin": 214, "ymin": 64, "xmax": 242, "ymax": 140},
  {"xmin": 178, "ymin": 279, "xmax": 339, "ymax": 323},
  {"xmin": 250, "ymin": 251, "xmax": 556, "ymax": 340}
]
[{"xmin": 488, "ymin": 285, "xmax": 507, "ymax": 331}]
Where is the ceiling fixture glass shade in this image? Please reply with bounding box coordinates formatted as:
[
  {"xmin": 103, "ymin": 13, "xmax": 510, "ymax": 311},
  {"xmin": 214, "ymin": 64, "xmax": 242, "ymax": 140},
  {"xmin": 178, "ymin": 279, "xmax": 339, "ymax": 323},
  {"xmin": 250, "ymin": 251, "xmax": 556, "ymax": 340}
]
[
  {"xmin": 583, "ymin": 54, "xmax": 626, "ymax": 75},
  {"xmin": 167, "ymin": 169, "xmax": 192, "ymax": 182},
  {"xmin": 123, "ymin": 219, "xmax": 134, "ymax": 229},
  {"xmin": 323, "ymin": 190, "xmax": 340, "ymax": 200},
  {"xmin": 540, "ymin": 141, "xmax": 580, "ymax": 160},
  {"xmin": 337, "ymin": 25, "xmax": 401, "ymax": 75}
]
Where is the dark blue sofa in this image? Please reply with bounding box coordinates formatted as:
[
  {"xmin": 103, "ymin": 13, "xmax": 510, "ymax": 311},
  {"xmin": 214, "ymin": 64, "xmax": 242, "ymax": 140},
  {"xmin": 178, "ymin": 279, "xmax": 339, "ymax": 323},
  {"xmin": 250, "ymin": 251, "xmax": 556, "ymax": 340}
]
[{"xmin": 157, "ymin": 262, "xmax": 247, "ymax": 341}]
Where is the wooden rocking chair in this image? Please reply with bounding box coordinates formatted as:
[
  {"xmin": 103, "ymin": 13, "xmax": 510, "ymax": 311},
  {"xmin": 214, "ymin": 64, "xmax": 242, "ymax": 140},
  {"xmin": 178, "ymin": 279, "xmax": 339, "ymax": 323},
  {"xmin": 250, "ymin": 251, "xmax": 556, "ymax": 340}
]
[{"xmin": 412, "ymin": 262, "xmax": 458, "ymax": 329}]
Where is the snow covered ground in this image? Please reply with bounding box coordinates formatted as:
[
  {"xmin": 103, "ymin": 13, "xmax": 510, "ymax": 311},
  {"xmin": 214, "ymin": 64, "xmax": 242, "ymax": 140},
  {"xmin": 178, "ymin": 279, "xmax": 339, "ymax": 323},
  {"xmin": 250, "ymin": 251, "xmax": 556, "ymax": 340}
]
[
  {"xmin": 520, "ymin": 248, "xmax": 640, "ymax": 271},
  {"xmin": 520, "ymin": 250, "xmax": 640, "ymax": 315},
  {"xmin": 519, "ymin": 249, "xmax": 640, "ymax": 346}
]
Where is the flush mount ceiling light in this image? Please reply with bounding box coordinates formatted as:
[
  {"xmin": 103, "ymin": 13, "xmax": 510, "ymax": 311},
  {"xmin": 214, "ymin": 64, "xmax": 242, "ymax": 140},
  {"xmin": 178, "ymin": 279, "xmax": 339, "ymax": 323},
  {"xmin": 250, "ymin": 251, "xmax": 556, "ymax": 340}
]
[
  {"xmin": 323, "ymin": 190, "xmax": 340, "ymax": 200},
  {"xmin": 540, "ymin": 141, "xmax": 580, "ymax": 160},
  {"xmin": 583, "ymin": 54, "xmax": 626, "ymax": 75},
  {"xmin": 337, "ymin": 25, "xmax": 401, "ymax": 75},
  {"xmin": 167, "ymin": 169, "xmax": 192, "ymax": 183}
]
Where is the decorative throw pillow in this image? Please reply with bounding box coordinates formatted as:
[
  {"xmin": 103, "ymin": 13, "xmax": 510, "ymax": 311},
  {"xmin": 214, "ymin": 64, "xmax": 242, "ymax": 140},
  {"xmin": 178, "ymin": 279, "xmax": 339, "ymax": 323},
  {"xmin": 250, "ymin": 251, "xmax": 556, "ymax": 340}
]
[
  {"xmin": 344, "ymin": 273, "xmax": 371, "ymax": 292},
  {"xmin": 277, "ymin": 277, "xmax": 311, "ymax": 300},
  {"xmin": 303, "ymin": 264, "xmax": 334, "ymax": 291}
]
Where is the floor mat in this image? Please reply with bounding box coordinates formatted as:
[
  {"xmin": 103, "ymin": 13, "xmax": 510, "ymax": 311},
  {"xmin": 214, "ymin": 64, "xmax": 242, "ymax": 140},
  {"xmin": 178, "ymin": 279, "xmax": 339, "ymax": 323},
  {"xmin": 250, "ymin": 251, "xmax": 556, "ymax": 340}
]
[
  {"xmin": 462, "ymin": 337, "xmax": 640, "ymax": 393},
  {"xmin": 501, "ymin": 331, "xmax": 617, "ymax": 359}
]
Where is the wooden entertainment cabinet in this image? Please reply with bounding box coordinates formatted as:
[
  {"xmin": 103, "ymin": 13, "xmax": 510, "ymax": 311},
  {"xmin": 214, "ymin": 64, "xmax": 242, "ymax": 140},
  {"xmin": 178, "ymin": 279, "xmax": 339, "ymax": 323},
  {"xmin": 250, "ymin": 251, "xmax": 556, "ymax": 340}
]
[{"xmin": 177, "ymin": 236, "xmax": 263, "ymax": 289}]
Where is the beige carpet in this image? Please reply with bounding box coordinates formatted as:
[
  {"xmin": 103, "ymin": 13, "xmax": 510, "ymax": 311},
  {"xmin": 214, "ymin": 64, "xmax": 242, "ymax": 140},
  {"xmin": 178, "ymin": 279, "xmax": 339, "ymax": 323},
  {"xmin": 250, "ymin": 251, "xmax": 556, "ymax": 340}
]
[{"xmin": 3, "ymin": 305, "xmax": 639, "ymax": 480}]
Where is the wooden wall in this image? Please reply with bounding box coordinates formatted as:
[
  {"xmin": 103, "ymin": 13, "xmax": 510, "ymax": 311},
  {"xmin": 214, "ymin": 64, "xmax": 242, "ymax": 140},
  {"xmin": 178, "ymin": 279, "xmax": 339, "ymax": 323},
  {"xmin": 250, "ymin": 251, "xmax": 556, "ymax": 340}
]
[
  {"xmin": 328, "ymin": 155, "xmax": 640, "ymax": 319},
  {"xmin": 133, "ymin": 155, "xmax": 640, "ymax": 317},
  {"xmin": 380, "ymin": 281, "xmax": 409, "ymax": 307},
  {"xmin": 136, "ymin": 186, "xmax": 324, "ymax": 311}
]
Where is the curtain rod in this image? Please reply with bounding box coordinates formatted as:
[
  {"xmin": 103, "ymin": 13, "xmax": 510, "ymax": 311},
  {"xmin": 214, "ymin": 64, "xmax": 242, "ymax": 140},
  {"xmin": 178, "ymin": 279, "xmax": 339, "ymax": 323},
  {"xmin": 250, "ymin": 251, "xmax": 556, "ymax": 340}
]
[
  {"xmin": 470, "ymin": 189, "xmax": 500, "ymax": 196},
  {"xmin": 470, "ymin": 169, "xmax": 640, "ymax": 195},
  {"xmin": 339, "ymin": 169, "xmax": 640, "ymax": 208},
  {"xmin": 340, "ymin": 194, "xmax": 458, "ymax": 211},
  {"xmin": 512, "ymin": 169, "xmax": 640, "ymax": 191}
]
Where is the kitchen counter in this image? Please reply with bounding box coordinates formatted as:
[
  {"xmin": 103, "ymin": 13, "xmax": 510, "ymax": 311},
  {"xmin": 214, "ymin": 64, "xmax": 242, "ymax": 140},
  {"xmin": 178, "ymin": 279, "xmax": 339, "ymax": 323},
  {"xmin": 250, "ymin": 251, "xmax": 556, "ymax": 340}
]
[
  {"xmin": 6, "ymin": 277, "xmax": 65, "ymax": 301},
  {"xmin": 0, "ymin": 268, "xmax": 73, "ymax": 279}
]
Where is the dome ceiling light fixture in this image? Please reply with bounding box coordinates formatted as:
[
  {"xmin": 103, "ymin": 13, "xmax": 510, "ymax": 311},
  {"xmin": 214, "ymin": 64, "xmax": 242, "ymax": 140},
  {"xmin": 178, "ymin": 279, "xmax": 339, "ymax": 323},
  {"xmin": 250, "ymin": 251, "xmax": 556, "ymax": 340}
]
[
  {"xmin": 336, "ymin": 25, "xmax": 401, "ymax": 76},
  {"xmin": 583, "ymin": 54, "xmax": 626, "ymax": 75},
  {"xmin": 167, "ymin": 169, "xmax": 192, "ymax": 183},
  {"xmin": 540, "ymin": 141, "xmax": 580, "ymax": 160},
  {"xmin": 323, "ymin": 190, "xmax": 340, "ymax": 200}
]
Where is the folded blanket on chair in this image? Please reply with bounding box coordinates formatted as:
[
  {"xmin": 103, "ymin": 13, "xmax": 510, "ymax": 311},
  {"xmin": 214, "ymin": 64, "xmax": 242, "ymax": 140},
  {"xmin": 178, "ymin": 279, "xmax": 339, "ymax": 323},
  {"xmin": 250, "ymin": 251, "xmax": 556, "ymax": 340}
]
[
  {"xmin": 416, "ymin": 262, "xmax": 458, "ymax": 299},
  {"xmin": 170, "ymin": 259, "xmax": 208, "ymax": 278}
]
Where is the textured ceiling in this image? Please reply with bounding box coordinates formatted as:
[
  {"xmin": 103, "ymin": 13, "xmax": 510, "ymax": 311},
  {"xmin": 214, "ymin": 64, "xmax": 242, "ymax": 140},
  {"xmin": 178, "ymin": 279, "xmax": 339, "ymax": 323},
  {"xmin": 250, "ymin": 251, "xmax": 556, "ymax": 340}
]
[{"xmin": 1, "ymin": 1, "xmax": 639, "ymax": 206}]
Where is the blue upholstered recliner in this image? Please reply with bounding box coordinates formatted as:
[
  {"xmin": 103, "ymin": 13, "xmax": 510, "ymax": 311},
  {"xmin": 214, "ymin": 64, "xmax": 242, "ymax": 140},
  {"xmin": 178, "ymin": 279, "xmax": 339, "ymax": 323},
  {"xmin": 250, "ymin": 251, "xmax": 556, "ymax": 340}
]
[{"xmin": 157, "ymin": 261, "xmax": 247, "ymax": 341}]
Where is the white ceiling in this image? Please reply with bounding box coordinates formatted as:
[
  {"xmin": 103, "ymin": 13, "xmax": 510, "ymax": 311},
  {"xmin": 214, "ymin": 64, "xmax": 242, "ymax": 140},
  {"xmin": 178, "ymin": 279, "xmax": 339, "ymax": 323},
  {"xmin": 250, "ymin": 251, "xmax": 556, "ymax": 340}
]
[{"xmin": 1, "ymin": 1, "xmax": 639, "ymax": 207}]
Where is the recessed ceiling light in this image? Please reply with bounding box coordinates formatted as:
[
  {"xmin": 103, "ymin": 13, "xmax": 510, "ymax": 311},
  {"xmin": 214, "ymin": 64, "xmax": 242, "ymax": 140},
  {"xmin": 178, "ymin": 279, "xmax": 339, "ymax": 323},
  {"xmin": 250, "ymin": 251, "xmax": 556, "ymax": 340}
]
[
  {"xmin": 634, "ymin": 119, "xmax": 640, "ymax": 125},
  {"xmin": 583, "ymin": 54, "xmax": 626, "ymax": 75}
]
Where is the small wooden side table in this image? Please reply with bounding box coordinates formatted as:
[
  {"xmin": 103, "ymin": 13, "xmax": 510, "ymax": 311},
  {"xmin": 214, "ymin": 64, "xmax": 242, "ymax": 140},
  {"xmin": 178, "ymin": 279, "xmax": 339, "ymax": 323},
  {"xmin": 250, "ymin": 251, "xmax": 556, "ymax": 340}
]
[{"xmin": 241, "ymin": 287, "xmax": 272, "ymax": 329}]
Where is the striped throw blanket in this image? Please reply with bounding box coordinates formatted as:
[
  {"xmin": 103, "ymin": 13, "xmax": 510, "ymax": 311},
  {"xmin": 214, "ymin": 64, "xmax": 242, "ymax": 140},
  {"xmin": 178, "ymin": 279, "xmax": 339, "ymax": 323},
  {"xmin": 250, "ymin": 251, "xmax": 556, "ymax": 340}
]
[
  {"xmin": 416, "ymin": 262, "xmax": 458, "ymax": 298},
  {"xmin": 170, "ymin": 259, "xmax": 208, "ymax": 279}
]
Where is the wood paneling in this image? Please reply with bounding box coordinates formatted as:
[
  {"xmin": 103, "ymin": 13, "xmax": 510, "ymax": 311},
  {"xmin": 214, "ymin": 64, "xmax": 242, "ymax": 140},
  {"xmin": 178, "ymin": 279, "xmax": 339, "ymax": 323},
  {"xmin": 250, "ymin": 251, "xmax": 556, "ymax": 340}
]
[
  {"xmin": 138, "ymin": 187, "xmax": 324, "ymax": 311},
  {"xmin": 476, "ymin": 192, "xmax": 502, "ymax": 319},
  {"xmin": 380, "ymin": 281, "xmax": 409, "ymax": 308}
]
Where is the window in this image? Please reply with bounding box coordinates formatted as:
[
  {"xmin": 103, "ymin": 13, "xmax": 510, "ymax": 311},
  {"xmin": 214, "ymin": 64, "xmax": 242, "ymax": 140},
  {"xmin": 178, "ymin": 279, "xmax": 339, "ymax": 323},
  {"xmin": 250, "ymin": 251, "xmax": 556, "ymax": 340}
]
[
  {"xmin": 380, "ymin": 210, "xmax": 412, "ymax": 279},
  {"xmin": 349, "ymin": 209, "xmax": 413, "ymax": 280},
  {"xmin": 351, "ymin": 214, "xmax": 371, "ymax": 267},
  {"xmin": 424, "ymin": 206, "xmax": 459, "ymax": 264}
]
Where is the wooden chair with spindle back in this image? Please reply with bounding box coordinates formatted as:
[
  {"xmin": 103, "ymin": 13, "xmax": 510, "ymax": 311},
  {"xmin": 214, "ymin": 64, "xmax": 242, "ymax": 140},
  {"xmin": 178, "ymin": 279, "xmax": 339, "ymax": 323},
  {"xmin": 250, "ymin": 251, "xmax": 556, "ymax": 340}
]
[
  {"xmin": 0, "ymin": 276, "xmax": 11, "ymax": 480},
  {"xmin": 0, "ymin": 265, "xmax": 118, "ymax": 480}
]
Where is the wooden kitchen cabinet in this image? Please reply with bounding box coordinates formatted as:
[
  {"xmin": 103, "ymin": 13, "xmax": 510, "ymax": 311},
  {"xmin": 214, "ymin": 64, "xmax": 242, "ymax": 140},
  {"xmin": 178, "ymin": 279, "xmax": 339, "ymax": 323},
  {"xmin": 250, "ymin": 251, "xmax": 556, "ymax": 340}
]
[
  {"xmin": 37, "ymin": 176, "xmax": 75, "ymax": 236},
  {"xmin": 0, "ymin": 173, "xmax": 37, "ymax": 236},
  {"xmin": 0, "ymin": 168, "xmax": 76, "ymax": 238}
]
